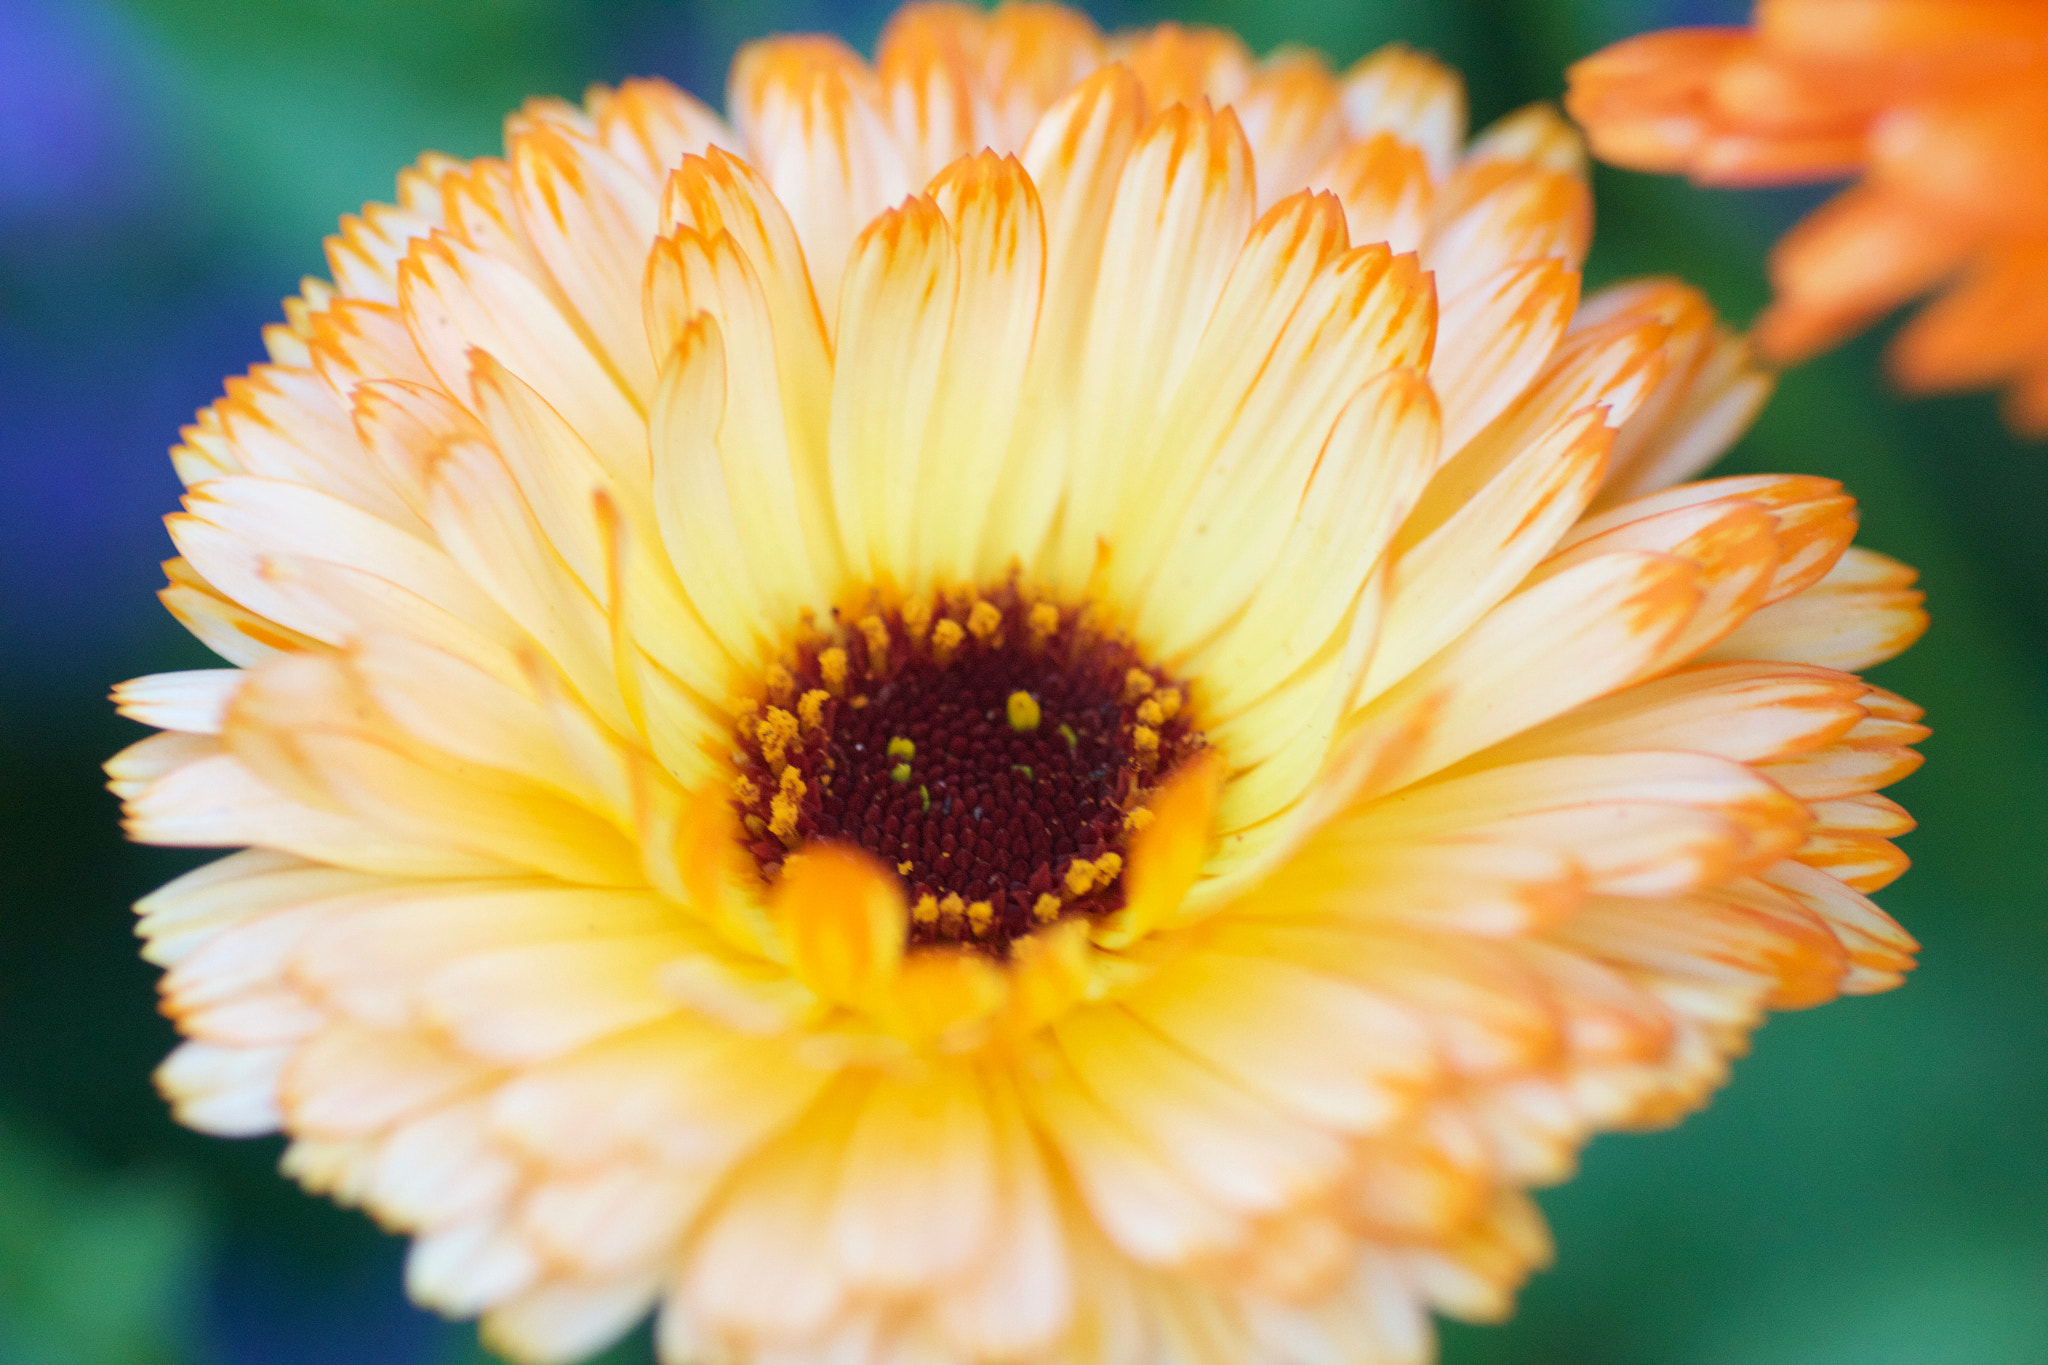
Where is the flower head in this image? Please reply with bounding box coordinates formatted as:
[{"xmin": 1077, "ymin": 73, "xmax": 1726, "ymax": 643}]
[
  {"xmin": 1567, "ymin": 0, "xmax": 2048, "ymax": 434},
  {"xmin": 113, "ymin": 5, "xmax": 1927, "ymax": 1363}
]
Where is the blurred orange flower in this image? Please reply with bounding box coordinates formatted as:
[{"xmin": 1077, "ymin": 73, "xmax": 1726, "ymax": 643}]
[{"xmin": 1567, "ymin": 0, "xmax": 2048, "ymax": 434}]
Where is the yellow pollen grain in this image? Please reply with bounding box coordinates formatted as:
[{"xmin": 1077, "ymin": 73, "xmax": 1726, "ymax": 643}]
[
  {"xmin": 818, "ymin": 647, "xmax": 849, "ymax": 694},
  {"xmin": 890, "ymin": 761, "xmax": 912, "ymax": 783},
  {"xmin": 967, "ymin": 900, "xmax": 994, "ymax": 935},
  {"xmin": 1123, "ymin": 668, "xmax": 1154, "ymax": 703},
  {"xmin": 938, "ymin": 893, "xmax": 966, "ymax": 928},
  {"xmin": 900, "ymin": 592, "xmax": 934, "ymax": 642},
  {"xmin": 967, "ymin": 600, "xmax": 1002, "ymax": 642},
  {"xmin": 1133, "ymin": 725, "xmax": 1159, "ymax": 756},
  {"xmin": 1135, "ymin": 697, "xmax": 1164, "ymax": 727},
  {"xmin": 797, "ymin": 689, "xmax": 830, "ymax": 733},
  {"xmin": 1155, "ymin": 688, "xmax": 1182, "ymax": 721},
  {"xmin": 764, "ymin": 663, "xmax": 796, "ymax": 704},
  {"xmin": 1093, "ymin": 851, "xmax": 1123, "ymax": 884},
  {"xmin": 913, "ymin": 894, "xmax": 939, "ymax": 925},
  {"xmin": 768, "ymin": 769, "xmax": 805, "ymax": 844},
  {"xmin": 1027, "ymin": 601, "xmax": 1059, "ymax": 646},
  {"xmin": 898, "ymin": 860, "xmax": 914, "ymax": 876},
  {"xmin": 1033, "ymin": 892, "xmax": 1063, "ymax": 923},
  {"xmin": 1124, "ymin": 807, "xmax": 1155, "ymax": 833},
  {"xmin": 758, "ymin": 707, "xmax": 800, "ymax": 769},
  {"xmin": 1064, "ymin": 859, "xmax": 1098, "ymax": 897},
  {"xmin": 733, "ymin": 775, "xmax": 760, "ymax": 805},
  {"xmin": 930, "ymin": 618, "xmax": 965, "ymax": 667},
  {"xmin": 857, "ymin": 615, "xmax": 890, "ymax": 675},
  {"xmin": 1006, "ymin": 690, "xmax": 1042, "ymax": 732},
  {"xmin": 886, "ymin": 735, "xmax": 916, "ymax": 761}
]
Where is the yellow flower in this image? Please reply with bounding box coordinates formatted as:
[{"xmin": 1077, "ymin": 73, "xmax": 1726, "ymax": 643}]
[{"xmin": 110, "ymin": 5, "xmax": 1928, "ymax": 1363}]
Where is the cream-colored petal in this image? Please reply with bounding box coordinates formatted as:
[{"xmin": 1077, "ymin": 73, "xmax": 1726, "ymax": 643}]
[
  {"xmin": 1051, "ymin": 1006, "xmax": 1350, "ymax": 1215},
  {"xmin": 306, "ymin": 297, "xmax": 437, "ymax": 400},
  {"xmin": 406, "ymin": 1211, "xmax": 544, "ymax": 1317},
  {"xmin": 875, "ymin": 3, "xmax": 997, "ymax": 185},
  {"xmin": 992, "ymin": 67, "xmax": 1147, "ymax": 573},
  {"xmin": 644, "ymin": 224, "xmax": 840, "ymax": 617},
  {"xmin": 488, "ymin": 1018, "xmax": 832, "ymax": 1170},
  {"xmin": 291, "ymin": 884, "xmax": 675, "ymax": 1029},
  {"xmin": 170, "ymin": 475, "xmax": 515, "ymax": 649},
  {"xmin": 1464, "ymin": 103, "xmax": 1587, "ymax": 177},
  {"xmin": 826, "ymin": 194, "xmax": 959, "ymax": 591},
  {"xmin": 728, "ymin": 36, "xmax": 912, "ymax": 330},
  {"xmin": 424, "ymin": 436, "xmax": 632, "ymax": 731},
  {"xmin": 1188, "ymin": 369, "xmax": 1440, "ymax": 724},
  {"xmin": 1564, "ymin": 473, "xmax": 1858, "ymax": 608},
  {"xmin": 1235, "ymin": 51, "xmax": 1344, "ymax": 208},
  {"xmin": 112, "ymin": 670, "xmax": 243, "ymax": 735},
  {"xmin": 1345, "ymin": 550, "xmax": 1703, "ymax": 796},
  {"xmin": 1132, "ymin": 239, "xmax": 1435, "ymax": 660},
  {"xmin": 680, "ymin": 1081, "xmax": 863, "ymax": 1339},
  {"xmin": 223, "ymin": 652, "xmax": 645, "ymax": 886},
  {"xmin": 1362, "ymin": 408, "xmax": 1612, "ymax": 702},
  {"xmin": 1126, "ymin": 950, "xmax": 1434, "ymax": 1132},
  {"xmin": 1704, "ymin": 547, "xmax": 1929, "ymax": 671},
  {"xmin": 591, "ymin": 78, "xmax": 734, "ymax": 185},
  {"xmin": 1339, "ymin": 44, "xmax": 1467, "ymax": 181},
  {"xmin": 521, "ymin": 1160, "xmax": 710, "ymax": 1276},
  {"xmin": 933, "ymin": 1076, "xmax": 1076, "ymax": 1356},
  {"xmin": 423, "ymin": 935, "xmax": 691, "ymax": 1064},
  {"xmin": 1532, "ymin": 497, "xmax": 1782, "ymax": 667},
  {"xmin": 282, "ymin": 1021, "xmax": 491, "ymax": 1137},
  {"xmin": 135, "ymin": 848, "xmax": 394, "ymax": 967},
  {"xmin": 1305, "ymin": 132, "xmax": 1433, "ymax": 254},
  {"xmin": 1424, "ymin": 159, "xmax": 1590, "ymax": 302},
  {"xmin": 920, "ymin": 152, "xmax": 1047, "ymax": 584},
  {"xmin": 830, "ymin": 1060, "xmax": 997, "ymax": 1291},
  {"xmin": 1474, "ymin": 661, "xmax": 1868, "ymax": 768},
  {"xmin": 1050, "ymin": 99, "xmax": 1257, "ymax": 591},
  {"xmin": 122, "ymin": 745, "xmax": 516, "ymax": 877},
  {"xmin": 1021, "ymin": 1043, "xmax": 1245, "ymax": 1264},
  {"xmin": 400, "ymin": 233, "xmax": 644, "ymax": 484},
  {"xmin": 483, "ymin": 1274, "xmax": 663, "ymax": 1365},
  {"xmin": 657, "ymin": 148, "xmax": 838, "ymax": 559},
  {"xmin": 1430, "ymin": 260, "xmax": 1579, "ymax": 457},
  {"xmin": 349, "ymin": 378, "xmax": 484, "ymax": 525},
  {"xmin": 155, "ymin": 1040, "xmax": 290, "ymax": 1136},
  {"xmin": 646, "ymin": 315, "xmax": 789, "ymax": 673},
  {"xmin": 365, "ymin": 1097, "xmax": 522, "ymax": 1232}
]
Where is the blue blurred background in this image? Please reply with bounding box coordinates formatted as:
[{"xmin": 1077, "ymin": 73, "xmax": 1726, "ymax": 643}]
[{"xmin": 1, "ymin": 1, "xmax": 2043, "ymax": 1361}]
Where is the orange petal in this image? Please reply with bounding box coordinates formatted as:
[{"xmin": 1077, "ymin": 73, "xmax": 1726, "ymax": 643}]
[
  {"xmin": 773, "ymin": 842, "xmax": 908, "ymax": 1011},
  {"xmin": 1755, "ymin": 185, "xmax": 1972, "ymax": 365},
  {"xmin": 1091, "ymin": 749, "xmax": 1227, "ymax": 950}
]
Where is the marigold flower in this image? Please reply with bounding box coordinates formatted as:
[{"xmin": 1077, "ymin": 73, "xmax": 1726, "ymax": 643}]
[
  {"xmin": 112, "ymin": 5, "xmax": 1928, "ymax": 1363},
  {"xmin": 1567, "ymin": 0, "xmax": 2048, "ymax": 434}
]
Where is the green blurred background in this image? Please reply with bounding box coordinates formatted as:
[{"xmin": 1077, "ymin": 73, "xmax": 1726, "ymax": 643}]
[{"xmin": 1, "ymin": 0, "xmax": 2042, "ymax": 1361}]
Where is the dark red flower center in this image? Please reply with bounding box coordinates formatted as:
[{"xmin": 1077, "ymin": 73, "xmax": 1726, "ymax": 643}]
[{"xmin": 734, "ymin": 585, "xmax": 1204, "ymax": 952}]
